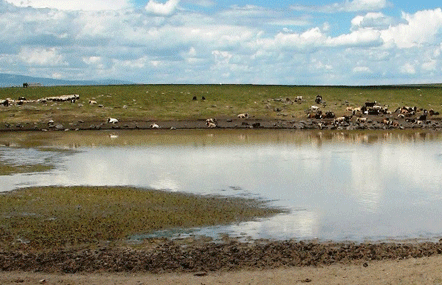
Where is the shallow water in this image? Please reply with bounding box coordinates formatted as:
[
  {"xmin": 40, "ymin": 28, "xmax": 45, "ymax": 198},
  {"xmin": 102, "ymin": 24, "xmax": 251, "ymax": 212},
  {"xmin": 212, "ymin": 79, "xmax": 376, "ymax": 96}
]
[{"xmin": 1, "ymin": 129, "xmax": 442, "ymax": 242}]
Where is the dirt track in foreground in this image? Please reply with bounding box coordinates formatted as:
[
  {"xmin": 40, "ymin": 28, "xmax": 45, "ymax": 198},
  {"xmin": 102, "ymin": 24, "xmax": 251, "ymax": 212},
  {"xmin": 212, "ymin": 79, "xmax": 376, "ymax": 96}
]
[{"xmin": 2, "ymin": 254, "xmax": 442, "ymax": 285}]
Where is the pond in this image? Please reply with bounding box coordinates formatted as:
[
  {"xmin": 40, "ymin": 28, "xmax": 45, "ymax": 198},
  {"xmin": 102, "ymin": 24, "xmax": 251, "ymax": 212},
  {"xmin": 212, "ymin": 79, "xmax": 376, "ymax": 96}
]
[{"xmin": 1, "ymin": 129, "xmax": 442, "ymax": 242}]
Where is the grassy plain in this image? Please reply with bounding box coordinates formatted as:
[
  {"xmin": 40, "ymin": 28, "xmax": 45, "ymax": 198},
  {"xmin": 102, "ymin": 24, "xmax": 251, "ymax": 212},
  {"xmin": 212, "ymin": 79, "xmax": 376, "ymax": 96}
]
[{"xmin": 1, "ymin": 84, "xmax": 441, "ymax": 124}]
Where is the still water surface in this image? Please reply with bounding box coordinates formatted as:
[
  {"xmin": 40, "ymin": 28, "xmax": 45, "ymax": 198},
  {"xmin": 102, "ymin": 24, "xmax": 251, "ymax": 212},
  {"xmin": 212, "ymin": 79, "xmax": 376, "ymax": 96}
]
[{"xmin": 1, "ymin": 130, "xmax": 442, "ymax": 242}]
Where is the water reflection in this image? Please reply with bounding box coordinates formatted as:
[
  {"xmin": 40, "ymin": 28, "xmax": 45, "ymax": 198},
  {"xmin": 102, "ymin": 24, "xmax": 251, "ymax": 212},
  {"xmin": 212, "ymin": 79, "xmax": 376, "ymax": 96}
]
[{"xmin": 1, "ymin": 130, "xmax": 442, "ymax": 242}]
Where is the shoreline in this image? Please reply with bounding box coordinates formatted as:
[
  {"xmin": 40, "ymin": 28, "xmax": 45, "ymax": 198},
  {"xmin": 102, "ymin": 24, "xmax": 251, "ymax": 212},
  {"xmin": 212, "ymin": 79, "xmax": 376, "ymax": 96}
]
[
  {"xmin": 1, "ymin": 239, "xmax": 442, "ymax": 274},
  {"xmin": 1, "ymin": 116, "xmax": 442, "ymax": 132}
]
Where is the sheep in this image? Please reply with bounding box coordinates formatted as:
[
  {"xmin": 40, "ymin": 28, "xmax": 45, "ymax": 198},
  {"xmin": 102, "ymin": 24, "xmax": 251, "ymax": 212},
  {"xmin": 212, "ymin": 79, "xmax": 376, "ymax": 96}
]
[
  {"xmin": 237, "ymin": 113, "xmax": 249, "ymax": 119},
  {"xmin": 107, "ymin": 117, "xmax": 119, "ymax": 124},
  {"xmin": 150, "ymin": 123, "xmax": 160, "ymax": 129},
  {"xmin": 206, "ymin": 118, "xmax": 217, "ymax": 124},
  {"xmin": 295, "ymin": 96, "xmax": 303, "ymax": 102},
  {"xmin": 333, "ymin": 116, "xmax": 351, "ymax": 125},
  {"xmin": 352, "ymin": 107, "xmax": 362, "ymax": 115},
  {"xmin": 310, "ymin": 105, "xmax": 320, "ymax": 112},
  {"xmin": 206, "ymin": 121, "xmax": 217, "ymax": 128},
  {"xmin": 89, "ymin": 100, "xmax": 97, "ymax": 105},
  {"xmin": 356, "ymin": 117, "xmax": 367, "ymax": 123}
]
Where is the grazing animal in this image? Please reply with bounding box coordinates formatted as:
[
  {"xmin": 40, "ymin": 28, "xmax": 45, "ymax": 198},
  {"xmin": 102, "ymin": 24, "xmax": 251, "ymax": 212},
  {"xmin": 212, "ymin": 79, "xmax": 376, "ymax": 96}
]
[
  {"xmin": 333, "ymin": 116, "xmax": 351, "ymax": 125},
  {"xmin": 429, "ymin": 109, "xmax": 440, "ymax": 116},
  {"xmin": 201, "ymin": 96, "xmax": 206, "ymax": 100},
  {"xmin": 107, "ymin": 117, "xmax": 119, "ymax": 124},
  {"xmin": 323, "ymin": 111, "xmax": 335, "ymax": 119},
  {"xmin": 310, "ymin": 105, "xmax": 320, "ymax": 112},
  {"xmin": 365, "ymin": 101, "xmax": 377, "ymax": 107},
  {"xmin": 352, "ymin": 107, "xmax": 362, "ymax": 115},
  {"xmin": 295, "ymin": 96, "xmax": 303, "ymax": 102},
  {"xmin": 150, "ymin": 123, "xmax": 160, "ymax": 129},
  {"xmin": 237, "ymin": 113, "xmax": 249, "ymax": 119},
  {"xmin": 382, "ymin": 118, "xmax": 391, "ymax": 125},
  {"xmin": 356, "ymin": 117, "xmax": 367, "ymax": 123},
  {"xmin": 89, "ymin": 100, "xmax": 97, "ymax": 105},
  {"xmin": 315, "ymin": 95, "xmax": 322, "ymax": 104},
  {"xmin": 418, "ymin": 110, "xmax": 427, "ymax": 121},
  {"xmin": 192, "ymin": 96, "xmax": 197, "ymax": 101},
  {"xmin": 206, "ymin": 118, "xmax": 217, "ymax": 124}
]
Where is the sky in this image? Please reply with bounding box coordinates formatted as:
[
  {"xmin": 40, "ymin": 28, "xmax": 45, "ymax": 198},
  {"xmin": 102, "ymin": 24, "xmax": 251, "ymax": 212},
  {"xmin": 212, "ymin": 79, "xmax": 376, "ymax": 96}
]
[{"xmin": 1, "ymin": 0, "xmax": 442, "ymax": 85}]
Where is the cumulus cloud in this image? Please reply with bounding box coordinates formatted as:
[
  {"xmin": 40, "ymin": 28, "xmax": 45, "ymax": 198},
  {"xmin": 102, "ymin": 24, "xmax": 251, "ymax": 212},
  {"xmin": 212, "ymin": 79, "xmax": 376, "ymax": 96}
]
[
  {"xmin": 381, "ymin": 9, "xmax": 442, "ymax": 48},
  {"xmin": 145, "ymin": 0, "xmax": 180, "ymax": 16},
  {"xmin": 4, "ymin": 0, "xmax": 131, "ymax": 11},
  {"xmin": 19, "ymin": 47, "xmax": 67, "ymax": 66},
  {"xmin": 292, "ymin": 0, "xmax": 389, "ymax": 13},
  {"xmin": 1, "ymin": 0, "xmax": 442, "ymax": 85}
]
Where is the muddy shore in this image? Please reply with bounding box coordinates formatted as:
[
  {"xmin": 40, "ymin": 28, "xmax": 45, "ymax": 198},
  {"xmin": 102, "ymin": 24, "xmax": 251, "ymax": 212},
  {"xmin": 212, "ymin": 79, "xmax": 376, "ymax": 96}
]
[
  {"xmin": 1, "ymin": 116, "xmax": 441, "ymax": 132},
  {"xmin": 1, "ymin": 239, "xmax": 442, "ymax": 274}
]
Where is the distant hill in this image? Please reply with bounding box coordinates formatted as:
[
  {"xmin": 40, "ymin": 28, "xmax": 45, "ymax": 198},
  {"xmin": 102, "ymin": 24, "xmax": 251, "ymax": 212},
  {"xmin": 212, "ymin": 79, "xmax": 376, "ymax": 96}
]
[{"xmin": 0, "ymin": 73, "xmax": 134, "ymax": 87}]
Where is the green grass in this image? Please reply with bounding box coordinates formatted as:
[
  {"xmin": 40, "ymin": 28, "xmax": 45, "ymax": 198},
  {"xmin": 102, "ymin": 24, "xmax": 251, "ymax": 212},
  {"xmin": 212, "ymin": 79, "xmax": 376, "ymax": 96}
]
[
  {"xmin": 0, "ymin": 162, "xmax": 52, "ymax": 176},
  {"xmin": 1, "ymin": 84, "xmax": 441, "ymax": 124},
  {"xmin": 0, "ymin": 186, "xmax": 284, "ymax": 250}
]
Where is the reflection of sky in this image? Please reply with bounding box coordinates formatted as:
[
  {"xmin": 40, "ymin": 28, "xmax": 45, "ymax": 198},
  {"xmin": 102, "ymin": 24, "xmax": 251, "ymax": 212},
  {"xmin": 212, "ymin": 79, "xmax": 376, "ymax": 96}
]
[{"xmin": 2, "ymin": 134, "xmax": 442, "ymax": 242}]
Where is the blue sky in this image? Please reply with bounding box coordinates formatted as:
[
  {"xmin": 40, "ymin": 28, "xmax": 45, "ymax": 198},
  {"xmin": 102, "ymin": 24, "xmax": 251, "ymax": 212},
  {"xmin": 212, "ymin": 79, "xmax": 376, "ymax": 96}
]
[{"xmin": 1, "ymin": 0, "xmax": 442, "ymax": 85}]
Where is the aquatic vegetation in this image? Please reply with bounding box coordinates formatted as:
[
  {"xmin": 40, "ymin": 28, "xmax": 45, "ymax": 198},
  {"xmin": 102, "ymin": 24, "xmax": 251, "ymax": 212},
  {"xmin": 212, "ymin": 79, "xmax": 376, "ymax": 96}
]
[{"xmin": 0, "ymin": 186, "xmax": 285, "ymax": 250}]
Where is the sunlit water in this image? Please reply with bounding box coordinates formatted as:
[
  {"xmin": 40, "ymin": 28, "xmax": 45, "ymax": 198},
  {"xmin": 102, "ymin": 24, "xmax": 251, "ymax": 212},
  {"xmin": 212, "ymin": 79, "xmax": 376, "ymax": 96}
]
[{"xmin": 1, "ymin": 130, "xmax": 442, "ymax": 242}]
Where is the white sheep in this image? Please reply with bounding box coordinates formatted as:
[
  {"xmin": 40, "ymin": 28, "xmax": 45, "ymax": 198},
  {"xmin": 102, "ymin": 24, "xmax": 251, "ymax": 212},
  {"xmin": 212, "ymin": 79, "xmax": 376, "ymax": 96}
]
[
  {"xmin": 237, "ymin": 113, "xmax": 249, "ymax": 119},
  {"xmin": 107, "ymin": 117, "xmax": 119, "ymax": 124},
  {"xmin": 150, "ymin": 123, "xmax": 160, "ymax": 129}
]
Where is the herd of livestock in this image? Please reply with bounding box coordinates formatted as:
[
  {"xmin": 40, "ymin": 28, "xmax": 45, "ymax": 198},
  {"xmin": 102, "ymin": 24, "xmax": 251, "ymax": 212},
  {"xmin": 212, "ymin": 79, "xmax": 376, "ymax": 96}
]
[{"xmin": 1, "ymin": 93, "xmax": 441, "ymax": 130}]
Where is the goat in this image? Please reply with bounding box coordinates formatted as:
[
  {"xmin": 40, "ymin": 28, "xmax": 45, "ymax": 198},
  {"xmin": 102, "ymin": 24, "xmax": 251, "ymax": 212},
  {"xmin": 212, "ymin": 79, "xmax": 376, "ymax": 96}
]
[
  {"xmin": 295, "ymin": 96, "xmax": 303, "ymax": 103},
  {"xmin": 315, "ymin": 95, "xmax": 322, "ymax": 104},
  {"xmin": 237, "ymin": 113, "xmax": 249, "ymax": 119},
  {"xmin": 150, "ymin": 123, "xmax": 160, "ymax": 129},
  {"xmin": 89, "ymin": 100, "xmax": 97, "ymax": 105}
]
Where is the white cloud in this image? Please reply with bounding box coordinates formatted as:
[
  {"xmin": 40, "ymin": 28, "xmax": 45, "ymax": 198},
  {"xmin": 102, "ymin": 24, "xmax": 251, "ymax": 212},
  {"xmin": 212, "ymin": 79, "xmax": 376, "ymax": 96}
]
[
  {"xmin": 4, "ymin": 0, "xmax": 131, "ymax": 11},
  {"xmin": 19, "ymin": 47, "xmax": 67, "ymax": 66},
  {"xmin": 381, "ymin": 9, "xmax": 442, "ymax": 48},
  {"xmin": 353, "ymin": 66, "xmax": 372, "ymax": 73},
  {"xmin": 2, "ymin": 0, "xmax": 442, "ymax": 85},
  {"xmin": 182, "ymin": 0, "xmax": 214, "ymax": 7},
  {"xmin": 291, "ymin": 0, "xmax": 389, "ymax": 13},
  {"xmin": 351, "ymin": 12, "xmax": 396, "ymax": 31},
  {"xmin": 400, "ymin": 63, "xmax": 416, "ymax": 74},
  {"xmin": 145, "ymin": 0, "xmax": 180, "ymax": 16}
]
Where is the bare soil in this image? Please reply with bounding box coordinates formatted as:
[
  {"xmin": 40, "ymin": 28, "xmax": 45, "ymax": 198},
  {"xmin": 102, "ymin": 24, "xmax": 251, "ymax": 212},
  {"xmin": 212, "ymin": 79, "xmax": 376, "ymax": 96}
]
[{"xmin": 2, "ymin": 254, "xmax": 442, "ymax": 284}]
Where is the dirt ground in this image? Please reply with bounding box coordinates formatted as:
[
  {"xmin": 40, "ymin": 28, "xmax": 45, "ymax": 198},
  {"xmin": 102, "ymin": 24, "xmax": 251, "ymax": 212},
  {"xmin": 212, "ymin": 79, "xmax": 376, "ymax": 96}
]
[{"xmin": 1, "ymin": 255, "xmax": 442, "ymax": 285}]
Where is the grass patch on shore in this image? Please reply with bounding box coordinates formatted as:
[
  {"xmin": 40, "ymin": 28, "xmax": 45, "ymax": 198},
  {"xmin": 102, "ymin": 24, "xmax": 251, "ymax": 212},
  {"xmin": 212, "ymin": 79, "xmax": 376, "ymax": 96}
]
[
  {"xmin": 0, "ymin": 186, "xmax": 284, "ymax": 250},
  {"xmin": 1, "ymin": 84, "xmax": 441, "ymax": 124},
  {"xmin": 0, "ymin": 162, "xmax": 52, "ymax": 176}
]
